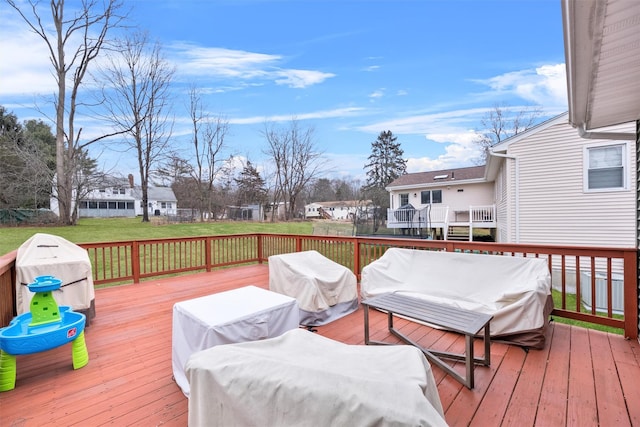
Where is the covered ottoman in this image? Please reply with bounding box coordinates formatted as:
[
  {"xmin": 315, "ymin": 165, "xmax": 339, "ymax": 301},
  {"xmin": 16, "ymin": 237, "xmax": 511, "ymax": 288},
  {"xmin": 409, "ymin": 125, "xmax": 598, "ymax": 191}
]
[
  {"xmin": 185, "ymin": 329, "xmax": 447, "ymax": 426},
  {"xmin": 268, "ymin": 250, "xmax": 358, "ymax": 326}
]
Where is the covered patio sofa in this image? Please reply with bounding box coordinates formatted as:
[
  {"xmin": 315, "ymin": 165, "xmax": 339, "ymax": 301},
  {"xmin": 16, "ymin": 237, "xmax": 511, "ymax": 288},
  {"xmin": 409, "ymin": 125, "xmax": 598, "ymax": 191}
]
[{"xmin": 361, "ymin": 248, "xmax": 553, "ymax": 348}]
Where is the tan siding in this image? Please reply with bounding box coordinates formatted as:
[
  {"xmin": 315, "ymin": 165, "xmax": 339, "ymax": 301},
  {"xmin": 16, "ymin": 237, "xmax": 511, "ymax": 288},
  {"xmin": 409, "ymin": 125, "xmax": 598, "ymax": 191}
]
[{"xmin": 506, "ymin": 121, "xmax": 636, "ymax": 247}]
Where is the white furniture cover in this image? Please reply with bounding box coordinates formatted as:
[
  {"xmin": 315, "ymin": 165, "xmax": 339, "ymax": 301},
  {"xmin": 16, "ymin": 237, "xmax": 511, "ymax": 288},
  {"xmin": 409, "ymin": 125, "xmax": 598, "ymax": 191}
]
[
  {"xmin": 172, "ymin": 286, "xmax": 299, "ymax": 396},
  {"xmin": 16, "ymin": 233, "xmax": 95, "ymax": 316},
  {"xmin": 185, "ymin": 328, "xmax": 447, "ymax": 427},
  {"xmin": 268, "ymin": 250, "xmax": 358, "ymax": 326},
  {"xmin": 361, "ymin": 248, "xmax": 553, "ymax": 348}
]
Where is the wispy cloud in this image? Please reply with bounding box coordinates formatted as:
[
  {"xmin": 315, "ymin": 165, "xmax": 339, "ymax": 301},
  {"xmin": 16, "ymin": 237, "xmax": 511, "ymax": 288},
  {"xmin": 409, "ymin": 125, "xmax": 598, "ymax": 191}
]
[
  {"xmin": 357, "ymin": 107, "xmax": 490, "ymax": 136},
  {"xmin": 169, "ymin": 43, "xmax": 335, "ymax": 89},
  {"xmin": 368, "ymin": 89, "xmax": 385, "ymax": 101},
  {"xmin": 229, "ymin": 106, "xmax": 367, "ymax": 125},
  {"xmin": 0, "ymin": 22, "xmax": 57, "ymax": 96}
]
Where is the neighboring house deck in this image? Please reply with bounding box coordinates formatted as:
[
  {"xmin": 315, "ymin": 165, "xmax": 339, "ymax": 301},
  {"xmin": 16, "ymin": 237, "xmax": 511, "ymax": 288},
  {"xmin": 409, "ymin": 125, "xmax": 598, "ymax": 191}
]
[
  {"xmin": 2, "ymin": 265, "xmax": 639, "ymax": 426},
  {"xmin": 386, "ymin": 166, "xmax": 497, "ymax": 240}
]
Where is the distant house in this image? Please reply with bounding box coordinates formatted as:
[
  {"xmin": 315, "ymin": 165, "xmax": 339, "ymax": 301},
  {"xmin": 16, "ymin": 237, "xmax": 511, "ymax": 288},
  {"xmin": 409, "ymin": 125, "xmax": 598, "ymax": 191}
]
[
  {"xmin": 385, "ymin": 112, "xmax": 636, "ymax": 246},
  {"xmin": 51, "ymin": 174, "xmax": 178, "ymax": 218},
  {"xmin": 304, "ymin": 200, "xmax": 370, "ymax": 221}
]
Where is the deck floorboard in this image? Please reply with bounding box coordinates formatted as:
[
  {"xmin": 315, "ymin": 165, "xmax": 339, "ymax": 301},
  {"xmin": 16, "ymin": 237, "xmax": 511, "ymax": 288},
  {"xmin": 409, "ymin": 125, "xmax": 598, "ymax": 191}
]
[{"xmin": 1, "ymin": 264, "xmax": 639, "ymax": 426}]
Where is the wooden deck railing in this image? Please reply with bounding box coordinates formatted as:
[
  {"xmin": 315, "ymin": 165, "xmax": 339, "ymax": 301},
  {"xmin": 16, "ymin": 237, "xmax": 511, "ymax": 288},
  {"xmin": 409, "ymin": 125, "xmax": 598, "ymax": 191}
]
[{"xmin": 0, "ymin": 234, "xmax": 637, "ymax": 339}]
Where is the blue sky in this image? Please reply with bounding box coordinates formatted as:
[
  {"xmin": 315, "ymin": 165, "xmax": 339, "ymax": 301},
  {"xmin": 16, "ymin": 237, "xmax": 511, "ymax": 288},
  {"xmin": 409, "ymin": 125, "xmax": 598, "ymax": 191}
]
[{"xmin": 0, "ymin": 0, "xmax": 568, "ymax": 181}]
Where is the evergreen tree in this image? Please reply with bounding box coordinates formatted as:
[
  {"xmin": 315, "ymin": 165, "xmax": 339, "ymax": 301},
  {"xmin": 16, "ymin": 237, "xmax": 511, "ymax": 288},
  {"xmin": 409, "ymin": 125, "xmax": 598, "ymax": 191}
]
[
  {"xmin": 234, "ymin": 161, "xmax": 268, "ymax": 207},
  {"xmin": 363, "ymin": 130, "xmax": 406, "ymax": 231},
  {"xmin": 364, "ymin": 130, "xmax": 407, "ymax": 189}
]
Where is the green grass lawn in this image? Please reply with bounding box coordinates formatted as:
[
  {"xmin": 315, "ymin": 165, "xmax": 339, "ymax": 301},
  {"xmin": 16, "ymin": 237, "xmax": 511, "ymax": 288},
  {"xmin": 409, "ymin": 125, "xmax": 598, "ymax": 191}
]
[
  {"xmin": 551, "ymin": 288, "xmax": 623, "ymax": 334},
  {"xmin": 0, "ymin": 217, "xmax": 313, "ymax": 255}
]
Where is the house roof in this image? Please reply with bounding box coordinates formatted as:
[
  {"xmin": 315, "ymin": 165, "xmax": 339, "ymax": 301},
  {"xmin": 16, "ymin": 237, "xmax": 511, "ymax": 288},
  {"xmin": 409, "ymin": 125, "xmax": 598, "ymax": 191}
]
[
  {"xmin": 305, "ymin": 200, "xmax": 372, "ymax": 208},
  {"xmin": 132, "ymin": 186, "xmax": 177, "ymax": 202},
  {"xmin": 386, "ymin": 165, "xmax": 486, "ymax": 190},
  {"xmin": 562, "ymin": 0, "xmax": 640, "ymax": 133}
]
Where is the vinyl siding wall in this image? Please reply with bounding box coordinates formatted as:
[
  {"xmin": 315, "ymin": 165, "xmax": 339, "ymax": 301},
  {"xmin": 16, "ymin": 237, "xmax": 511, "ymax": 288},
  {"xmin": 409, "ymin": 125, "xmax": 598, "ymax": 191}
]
[{"xmin": 502, "ymin": 121, "xmax": 636, "ymax": 248}]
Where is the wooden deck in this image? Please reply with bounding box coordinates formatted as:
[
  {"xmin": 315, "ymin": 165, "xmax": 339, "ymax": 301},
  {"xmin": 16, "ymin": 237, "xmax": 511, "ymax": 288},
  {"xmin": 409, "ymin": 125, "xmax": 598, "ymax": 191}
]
[{"xmin": 2, "ymin": 265, "xmax": 639, "ymax": 426}]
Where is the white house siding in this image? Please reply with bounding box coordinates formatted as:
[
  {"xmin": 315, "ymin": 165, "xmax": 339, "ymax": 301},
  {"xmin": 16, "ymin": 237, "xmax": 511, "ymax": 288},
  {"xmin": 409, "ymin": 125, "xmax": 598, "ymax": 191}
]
[
  {"xmin": 500, "ymin": 120, "xmax": 636, "ymax": 248},
  {"xmin": 389, "ymin": 182, "xmax": 493, "ymax": 222},
  {"xmin": 494, "ymin": 165, "xmax": 512, "ymax": 243}
]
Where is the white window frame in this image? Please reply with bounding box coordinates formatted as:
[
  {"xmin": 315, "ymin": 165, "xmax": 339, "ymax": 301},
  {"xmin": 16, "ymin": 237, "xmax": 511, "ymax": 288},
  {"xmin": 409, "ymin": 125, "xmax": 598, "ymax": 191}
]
[{"xmin": 583, "ymin": 142, "xmax": 628, "ymax": 193}]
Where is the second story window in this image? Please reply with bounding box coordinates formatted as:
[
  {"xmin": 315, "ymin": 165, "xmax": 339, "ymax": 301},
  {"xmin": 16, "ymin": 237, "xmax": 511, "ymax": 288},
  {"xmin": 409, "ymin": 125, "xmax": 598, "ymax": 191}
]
[{"xmin": 400, "ymin": 193, "xmax": 409, "ymax": 205}]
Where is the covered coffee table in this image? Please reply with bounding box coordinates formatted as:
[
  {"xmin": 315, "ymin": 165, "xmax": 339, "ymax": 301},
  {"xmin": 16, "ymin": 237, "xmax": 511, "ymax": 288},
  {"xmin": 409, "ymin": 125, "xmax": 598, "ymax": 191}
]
[{"xmin": 172, "ymin": 285, "xmax": 299, "ymax": 396}]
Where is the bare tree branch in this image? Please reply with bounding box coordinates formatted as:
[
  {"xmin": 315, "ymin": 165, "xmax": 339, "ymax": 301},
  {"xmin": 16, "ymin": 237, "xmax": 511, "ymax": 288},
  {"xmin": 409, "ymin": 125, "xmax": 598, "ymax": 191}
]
[{"xmin": 6, "ymin": 0, "xmax": 127, "ymax": 224}]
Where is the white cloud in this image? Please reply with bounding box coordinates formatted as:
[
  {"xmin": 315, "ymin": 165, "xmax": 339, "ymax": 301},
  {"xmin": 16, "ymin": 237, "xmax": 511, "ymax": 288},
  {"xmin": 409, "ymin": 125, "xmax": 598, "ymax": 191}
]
[
  {"xmin": 357, "ymin": 107, "xmax": 489, "ymax": 135},
  {"xmin": 425, "ymin": 130, "xmax": 479, "ymax": 146},
  {"xmin": 406, "ymin": 141, "xmax": 482, "ymax": 173},
  {"xmin": 229, "ymin": 107, "xmax": 366, "ymax": 125},
  {"xmin": 369, "ymin": 89, "xmax": 385, "ymax": 100},
  {"xmin": 475, "ymin": 63, "xmax": 568, "ymax": 109},
  {"xmin": 170, "ymin": 43, "xmax": 335, "ymax": 89},
  {"xmin": 0, "ymin": 22, "xmax": 57, "ymax": 96},
  {"xmin": 273, "ymin": 69, "xmax": 336, "ymax": 88}
]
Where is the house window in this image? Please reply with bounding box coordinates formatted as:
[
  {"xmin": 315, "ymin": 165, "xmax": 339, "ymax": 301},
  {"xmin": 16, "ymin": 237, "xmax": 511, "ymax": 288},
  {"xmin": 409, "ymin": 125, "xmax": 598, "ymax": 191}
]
[
  {"xmin": 399, "ymin": 193, "xmax": 409, "ymax": 206},
  {"xmin": 421, "ymin": 190, "xmax": 442, "ymax": 204},
  {"xmin": 586, "ymin": 144, "xmax": 625, "ymax": 190},
  {"xmin": 108, "ymin": 202, "xmax": 117, "ymax": 209},
  {"xmin": 161, "ymin": 202, "xmax": 167, "ymax": 209},
  {"xmin": 120, "ymin": 188, "xmax": 125, "ymax": 194}
]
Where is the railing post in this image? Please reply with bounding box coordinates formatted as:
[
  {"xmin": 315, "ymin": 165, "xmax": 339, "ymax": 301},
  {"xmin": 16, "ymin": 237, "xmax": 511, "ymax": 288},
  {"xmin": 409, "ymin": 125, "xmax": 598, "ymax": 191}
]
[
  {"xmin": 131, "ymin": 241, "xmax": 140, "ymax": 284},
  {"xmin": 469, "ymin": 206, "xmax": 474, "ymax": 242},
  {"xmin": 257, "ymin": 234, "xmax": 264, "ymax": 263},
  {"xmin": 205, "ymin": 237, "xmax": 212, "ymax": 272},
  {"xmin": 623, "ymin": 249, "xmax": 638, "ymax": 339},
  {"xmin": 353, "ymin": 237, "xmax": 361, "ymax": 278}
]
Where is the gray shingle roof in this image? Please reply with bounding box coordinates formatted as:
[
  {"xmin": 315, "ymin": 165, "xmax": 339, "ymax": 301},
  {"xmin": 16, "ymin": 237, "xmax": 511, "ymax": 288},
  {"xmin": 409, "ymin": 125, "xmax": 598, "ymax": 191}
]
[{"xmin": 386, "ymin": 165, "xmax": 486, "ymax": 188}]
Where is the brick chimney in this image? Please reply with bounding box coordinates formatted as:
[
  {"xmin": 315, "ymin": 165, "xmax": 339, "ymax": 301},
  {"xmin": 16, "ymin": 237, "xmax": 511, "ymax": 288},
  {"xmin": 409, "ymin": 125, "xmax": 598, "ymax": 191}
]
[{"xmin": 128, "ymin": 174, "xmax": 134, "ymax": 188}]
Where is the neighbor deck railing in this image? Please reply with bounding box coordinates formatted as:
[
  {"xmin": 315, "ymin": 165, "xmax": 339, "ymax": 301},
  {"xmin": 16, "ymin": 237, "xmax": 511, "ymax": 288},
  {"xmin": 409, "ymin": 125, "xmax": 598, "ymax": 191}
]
[{"xmin": 0, "ymin": 234, "xmax": 637, "ymax": 339}]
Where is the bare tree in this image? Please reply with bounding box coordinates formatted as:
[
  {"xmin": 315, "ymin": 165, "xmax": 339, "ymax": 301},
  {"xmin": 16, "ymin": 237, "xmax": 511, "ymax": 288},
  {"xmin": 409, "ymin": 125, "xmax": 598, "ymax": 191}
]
[
  {"xmin": 97, "ymin": 32, "xmax": 174, "ymax": 222},
  {"xmin": 187, "ymin": 86, "xmax": 233, "ymax": 221},
  {"xmin": 262, "ymin": 119, "xmax": 324, "ymax": 220},
  {"xmin": 6, "ymin": 0, "xmax": 126, "ymax": 225},
  {"xmin": 473, "ymin": 103, "xmax": 542, "ymax": 164}
]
